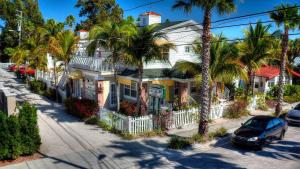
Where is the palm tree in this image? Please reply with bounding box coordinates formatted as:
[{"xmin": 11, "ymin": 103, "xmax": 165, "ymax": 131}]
[
  {"xmin": 176, "ymin": 34, "xmax": 247, "ymax": 110},
  {"xmin": 65, "ymin": 15, "xmax": 76, "ymax": 29},
  {"xmin": 270, "ymin": 4, "xmax": 299, "ymax": 116},
  {"xmin": 237, "ymin": 22, "xmax": 276, "ymax": 97},
  {"xmin": 173, "ymin": 0, "xmax": 236, "ymax": 135},
  {"xmin": 48, "ymin": 30, "xmax": 79, "ymax": 100},
  {"xmin": 88, "ymin": 17, "xmax": 136, "ymax": 111},
  {"xmin": 287, "ymin": 38, "xmax": 300, "ymax": 65},
  {"xmin": 124, "ymin": 24, "xmax": 174, "ymax": 115}
]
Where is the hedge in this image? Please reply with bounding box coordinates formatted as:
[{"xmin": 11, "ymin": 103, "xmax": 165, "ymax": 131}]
[{"xmin": 0, "ymin": 102, "xmax": 41, "ymax": 160}]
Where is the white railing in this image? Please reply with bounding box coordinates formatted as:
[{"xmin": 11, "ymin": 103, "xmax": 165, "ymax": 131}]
[
  {"xmin": 0, "ymin": 62, "xmax": 14, "ymax": 69},
  {"xmin": 100, "ymin": 108, "xmax": 153, "ymax": 135},
  {"xmin": 69, "ymin": 56, "xmax": 115, "ymax": 73}
]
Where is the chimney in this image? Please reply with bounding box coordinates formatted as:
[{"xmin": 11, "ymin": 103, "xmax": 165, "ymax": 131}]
[{"xmin": 139, "ymin": 12, "xmax": 161, "ymax": 27}]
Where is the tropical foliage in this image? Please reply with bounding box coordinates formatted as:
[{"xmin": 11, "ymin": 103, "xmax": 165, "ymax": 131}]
[
  {"xmin": 173, "ymin": 0, "xmax": 236, "ymax": 136},
  {"xmin": 124, "ymin": 24, "xmax": 174, "ymax": 115},
  {"xmin": 270, "ymin": 4, "xmax": 300, "ymax": 116}
]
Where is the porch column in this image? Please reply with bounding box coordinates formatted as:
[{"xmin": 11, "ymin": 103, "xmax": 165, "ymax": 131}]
[
  {"xmin": 141, "ymin": 83, "xmax": 148, "ymax": 114},
  {"xmin": 179, "ymin": 82, "xmax": 188, "ymax": 106},
  {"xmin": 96, "ymin": 81, "xmax": 104, "ymax": 108}
]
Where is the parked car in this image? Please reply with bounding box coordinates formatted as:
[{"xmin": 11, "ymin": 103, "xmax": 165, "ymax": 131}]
[
  {"xmin": 7, "ymin": 64, "xmax": 17, "ymax": 71},
  {"xmin": 19, "ymin": 67, "xmax": 35, "ymax": 76},
  {"xmin": 231, "ymin": 116, "xmax": 288, "ymax": 150},
  {"xmin": 285, "ymin": 103, "xmax": 300, "ymax": 125}
]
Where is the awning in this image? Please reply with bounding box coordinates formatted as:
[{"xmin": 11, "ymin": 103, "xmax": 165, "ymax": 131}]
[{"xmin": 68, "ymin": 70, "xmax": 83, "ymax": 79}]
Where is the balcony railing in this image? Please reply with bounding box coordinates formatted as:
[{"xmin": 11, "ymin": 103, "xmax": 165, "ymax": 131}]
[{"xmin": 69, "ymin": 56, "xmax": 114, "ymax": 73}]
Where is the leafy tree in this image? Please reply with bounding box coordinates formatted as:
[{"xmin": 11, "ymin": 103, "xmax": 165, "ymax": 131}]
[
  {"xmin": 288, "ymin": 38, "xmax": 300, "ymax": 65},
  {"xmin": 237, "ymin": 22, "xmax": 277, "ymax": 97},
  {"xmin": 49, "ymin": 30, "xmax": 79, "ymax": 100},
  {"xmin": 0, "ymin": 0, "xmax": 44, "ymax": 61},
  {"xmin": 88, "ymin": 17, "xmax": 136, "ymax": 111},
  {"xmin": 65, "ymin": 15, "xmax": 76, "ymax": 29},
  {"xmin": 270, "ymin": 4, "xmax": 300, "ymax": 116},
  {"xmin": 124, "ymin": 24, "xmax": 174, "ymax": 115},
  {"xmin": 75, "ymin": 0, "xmax": 123, "ymax": 30},
  {"xmin": 173, "ymin": 0, "xmax": 236, "ymax": 136},
  {"xmin": 176, "ymin": 34, "xmax": 247, "ymax": 109}
]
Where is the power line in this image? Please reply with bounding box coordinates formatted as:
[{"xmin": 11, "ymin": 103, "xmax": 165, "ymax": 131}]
[
  {"xmin": 164, "ymin": 17, "xmax": 300, "ymax": 34},
  {"xmin": 124, "ymin": 0, "xmax": 164, "ymax": 11},
  {"xmin": 162, "ymin": 5, "xmax": 300, "ymax": 32}
]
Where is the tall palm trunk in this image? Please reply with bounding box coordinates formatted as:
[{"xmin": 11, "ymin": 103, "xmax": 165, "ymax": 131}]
[
  {"xmin": 199, "ymin": 8, "xmax": 212, "ymax": 136},
  {"xmin": 275, "ymin": 27, "xmax": 289, "ymax": 117},
  {"xmin": 136, "ymin": 65, "xmax": 143, "ymax": 115}
]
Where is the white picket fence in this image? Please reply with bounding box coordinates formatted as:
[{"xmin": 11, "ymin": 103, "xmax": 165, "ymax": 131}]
[
  {"xmin": 100, "ymin": 108, "xmax": 153, "ymax": 135},
  {"xmin": 167, "ymin": 108, "xmax": 199, "ymax": 129},
  {"xmin": 99, "ymin": 102, "xmax": 228, "ymax": 135}
]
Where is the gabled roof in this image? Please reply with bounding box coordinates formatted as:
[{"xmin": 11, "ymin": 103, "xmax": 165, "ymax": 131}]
[
  {"xmin": 154, "ymin": 20, "xmax": 188, "ymax": 31},
  {"xmin": 255, "ymin": 65, "xmax": 280, "ymax": 79}
]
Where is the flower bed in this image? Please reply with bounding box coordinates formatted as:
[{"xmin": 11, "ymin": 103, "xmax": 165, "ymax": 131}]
[{"xmin": 65, "ymin": 98, "xmax": 99, "ymax": 118}]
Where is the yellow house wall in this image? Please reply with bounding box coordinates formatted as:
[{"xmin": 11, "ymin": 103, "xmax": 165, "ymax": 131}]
[
  {"xmin": 102, "ymin": 81, "xmax": 110, "ymax": 107},
  {"xmin": 152, "ymin": 80, "xmax": 174, "ymax": 102}
]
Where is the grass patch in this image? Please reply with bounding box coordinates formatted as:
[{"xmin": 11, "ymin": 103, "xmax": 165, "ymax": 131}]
[{"xmin": 168, "ymin": 136, "xmax": 191, "ymax": 149}]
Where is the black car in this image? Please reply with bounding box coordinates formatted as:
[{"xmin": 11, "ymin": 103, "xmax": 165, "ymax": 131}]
[{"xmin": 231, "ymin": 116, "xmax": 288, "ymax": 150}]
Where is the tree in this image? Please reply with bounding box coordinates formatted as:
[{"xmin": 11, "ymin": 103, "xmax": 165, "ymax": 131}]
[
  {"xmin": 75, "ymin": 0, "xmax": 123, "ymax": 30},
  {"xmin": 238, "ymin": 22, "xmax": 277, "ymax": 97},
  {"xmin": 124, "ymin": 24, "xmax": 174, "ymax": 115},
  {"xmin": 288, "ymin": 38, "xmax": 300, "ymax": 65},
  {"xmin": 0, "ymin": 0, "xmax": 44, "ymax": 61},
  {"xmin": 173, "ymin": 0, "xmax": 236, "ymax": 136},
  {"xmin": 270, "ymin": 4, "xmax": 299, "ymax": 116},
  {"xmin": 176, "ymin": 34, "xmax": 247, "ymax": 109},
  {"xmin": 48, "ymin": 30, "xmax": 79, "ymax": 100},
  {"xmin": 65, "ymin": 15, "xmax": 76, "ymax": 29},
  {"xmin": 88, "ymin": 17, "xmax": 136, "ymax": 111}
]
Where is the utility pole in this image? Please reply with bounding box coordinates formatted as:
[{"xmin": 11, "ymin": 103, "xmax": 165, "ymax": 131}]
[{"xmin": 16, "ymin": 10, "xmax": 22, "ymax": 46}]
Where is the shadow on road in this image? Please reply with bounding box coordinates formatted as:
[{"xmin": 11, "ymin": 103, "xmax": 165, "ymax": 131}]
[{"xmin": 106, "ymin": 139, "xmax": 244, "ymax": 169}]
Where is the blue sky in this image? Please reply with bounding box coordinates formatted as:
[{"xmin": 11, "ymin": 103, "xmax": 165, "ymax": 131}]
[{"xmin": 3, "ymin": 0, "xmax": 300, "ymax": 39}]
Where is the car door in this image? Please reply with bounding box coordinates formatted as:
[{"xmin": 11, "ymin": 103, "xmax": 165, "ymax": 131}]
[{"xmin": 265, "ymin": 120, "xmax": 275, "ymax": 142}]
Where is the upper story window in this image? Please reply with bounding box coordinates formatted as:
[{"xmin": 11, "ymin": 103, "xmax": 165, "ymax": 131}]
[
  {"xmin": 185, "ymin": 46, "xmax": 191, "ymax": 53},
  {"xmin": 142, "ymin": 18, "xmax": 147, "ymax": 25}
]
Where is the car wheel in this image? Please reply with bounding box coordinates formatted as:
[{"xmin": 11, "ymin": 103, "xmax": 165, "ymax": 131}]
[{"xmin": 279, "ymin": 130, "xmax": 285, "ymax": 140}]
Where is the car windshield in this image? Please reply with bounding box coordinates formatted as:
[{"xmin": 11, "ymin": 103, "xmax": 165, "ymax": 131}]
[
  {"xmin": 242, "ymin": 118, "xmax": 269, "ymax": 130},
  {"xmin": 294, "ymin": 104, "xmax": 300, "ymax": 110}
]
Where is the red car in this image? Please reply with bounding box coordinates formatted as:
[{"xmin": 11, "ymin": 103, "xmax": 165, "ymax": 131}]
[
  {"xmin": 7, "ymin": 64, "xmax": 25, "ymax": 72},
  {"xmin": 19, "ymin": 67, "xmax": 35, "ymax": 76}
]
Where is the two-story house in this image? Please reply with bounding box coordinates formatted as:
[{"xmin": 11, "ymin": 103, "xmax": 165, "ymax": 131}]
[{"xmin": 67, "ymin": 12, "xmax": 203, "ymax": 113}]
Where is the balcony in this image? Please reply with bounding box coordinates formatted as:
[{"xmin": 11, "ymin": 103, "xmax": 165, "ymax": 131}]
[{"xmin": 69, "ymin": 56, "xmax": 114, "ymax": 74}]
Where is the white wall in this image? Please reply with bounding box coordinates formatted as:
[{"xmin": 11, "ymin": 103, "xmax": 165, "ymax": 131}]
[
  {"xmin": 143, "ymin": 21, "xmax": 202, "ymax": 69},
  {"xmin": 139, "ymin": 14, "xmax": 161, "ymax": 26}
]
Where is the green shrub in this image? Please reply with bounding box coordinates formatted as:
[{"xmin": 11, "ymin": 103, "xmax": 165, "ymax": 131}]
[
  {"xmin": 224, "ymin": 101, "xmax": 249, "ymax": 119},
  {"xmin": 19, "ymin": 102, "xmax": 41, "ymax": 155},
  {"xmin": 64, "ymin": 98, "xmax": 99, "ymax": 118},
  {"xmin": 168, "ymin": 136, "xmax": 191, "ymax": 149},
  {"xmin": 284, "ymin": 95, "xmax": 300, "ymax": 103},
  {"xmin": 29, "ymin": 80, "xmax": 47, "ymax": 95},
  {"xmin": 267, "ymin": 85, "xmax": 300, "ymax": 103},
  {"xmin": 0, "ymin": 103, "xmax": 41, "ymax": 160},
  {"xmin": 211, "ymin": 127, "xmax": 228, "ymax": 138},
  {"xmin": 84, "ymin": 116, "xmax": 99, "ymax": 125},
  {"xmin": 190, "ymin": 134, "xmax": 206, "ymax": 143},
  {"xmin": 97, "ymin": 120, "xmax": 112, "ymax": 131}
]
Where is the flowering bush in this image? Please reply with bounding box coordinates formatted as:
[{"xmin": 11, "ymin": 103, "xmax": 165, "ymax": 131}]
[
  {"xmin": 120, "ymin": 101, "xmax": 137, "ymax": 116},
  {"xmin": 224, "ymin": 100, "xmax": 249, "ymax": 119},
  {"xmin": 153, "ymin": 110, "xmax": 173, "ymax": 130},
  {"xmin": 65, "ymin": 98, "xmax": 99, "ymax": 118}
]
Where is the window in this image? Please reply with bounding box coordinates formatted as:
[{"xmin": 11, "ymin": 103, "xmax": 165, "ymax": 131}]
[
  {"xmin": 110, "ymin": 83, "xmax": 117, "ymax": 106},
  {"xmin": 175, "ymin": 82, "xmax": 180, "ymax": 95},
  {"xmin": 124, "ymin": 81, "xmax": 137, "ymax": 98},
  {"xmin": 191, "ymin": 82, "xmax": 197, "ymax": 93},
  {"xmin": 142, "ymin": 18, "xmax": 147, "ymax": 25},
  {"xmin": 185, "ymin": 46, "xmax": 190, "ymax": 53},
  {"xmin": 255, "ymin": 82, "xmax": 259, "ymax": 88},
  {"xmin": 268, "ymin": 81, "xmax": 275, "ymax": 87},
  {"xmin": 266, "ymin": 120, "xmax": 274, "ymax": 130}
]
